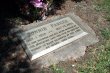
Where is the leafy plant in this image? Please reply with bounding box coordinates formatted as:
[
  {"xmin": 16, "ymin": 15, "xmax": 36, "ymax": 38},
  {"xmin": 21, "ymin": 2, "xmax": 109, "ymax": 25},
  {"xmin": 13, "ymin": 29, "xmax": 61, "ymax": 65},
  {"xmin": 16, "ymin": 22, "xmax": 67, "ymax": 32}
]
[
  {"xmin": 101, "ymin": 28, "xmax": 110, "ymax": 40},
  {"xmin": 17, "ymin": 0, "xmax": 66, "ymax": 21},
  {"xmin": 51, "ymin": 64, "xmax": 65, "ymax": 73},
  {"xmin": 77, "ymin": 0, "xmax": 110, "ymax": 72},
  {"xmin": 77, "ymin": 39, "xmax": 110, "ymax": 73},
  {"xmin": 95, "ymin": 0, "xmax": 110, "ymax": 21}
]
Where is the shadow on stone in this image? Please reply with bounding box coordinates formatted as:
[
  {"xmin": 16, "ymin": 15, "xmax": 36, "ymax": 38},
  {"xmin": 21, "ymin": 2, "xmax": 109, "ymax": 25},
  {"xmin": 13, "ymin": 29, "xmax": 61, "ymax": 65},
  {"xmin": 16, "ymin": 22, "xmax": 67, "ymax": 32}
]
[{"xmin": 71, "ymin": 0, "xmax": 83, "ymax": 3}]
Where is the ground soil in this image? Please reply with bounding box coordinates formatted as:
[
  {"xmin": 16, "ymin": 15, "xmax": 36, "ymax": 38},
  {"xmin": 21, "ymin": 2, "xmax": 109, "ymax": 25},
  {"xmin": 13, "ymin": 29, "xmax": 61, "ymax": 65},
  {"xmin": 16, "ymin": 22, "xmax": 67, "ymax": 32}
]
[
  {"xmin": 45, "ymin": 0, "xmax": 109, "ymax": 73},
  {"xmin": 0, "ymin": 0, "xmax": 109, "ymax": 73}
]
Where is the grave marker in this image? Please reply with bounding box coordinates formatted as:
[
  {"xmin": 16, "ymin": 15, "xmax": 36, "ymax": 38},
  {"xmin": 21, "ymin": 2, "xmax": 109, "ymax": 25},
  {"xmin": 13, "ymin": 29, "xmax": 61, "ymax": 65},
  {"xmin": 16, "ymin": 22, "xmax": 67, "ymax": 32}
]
[{"xmin": 19, "ymin": 17, "xmax": 88, "ymax": 60}]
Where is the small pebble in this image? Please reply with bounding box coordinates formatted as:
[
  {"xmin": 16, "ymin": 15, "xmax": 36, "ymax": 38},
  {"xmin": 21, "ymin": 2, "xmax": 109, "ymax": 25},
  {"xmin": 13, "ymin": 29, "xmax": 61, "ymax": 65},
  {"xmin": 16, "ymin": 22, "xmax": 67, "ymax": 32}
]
[{"xmin": 72, "ymin": 64, "xmax": 75, "ymax": 67}]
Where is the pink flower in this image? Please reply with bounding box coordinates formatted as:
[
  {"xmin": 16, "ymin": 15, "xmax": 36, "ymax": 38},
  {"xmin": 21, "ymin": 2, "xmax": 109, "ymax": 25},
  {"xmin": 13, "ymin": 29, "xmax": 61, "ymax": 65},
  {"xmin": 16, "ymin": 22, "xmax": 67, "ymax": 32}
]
[{"xmin": 30, "ymin": 0, "xmax": 48, "ymax": 10}]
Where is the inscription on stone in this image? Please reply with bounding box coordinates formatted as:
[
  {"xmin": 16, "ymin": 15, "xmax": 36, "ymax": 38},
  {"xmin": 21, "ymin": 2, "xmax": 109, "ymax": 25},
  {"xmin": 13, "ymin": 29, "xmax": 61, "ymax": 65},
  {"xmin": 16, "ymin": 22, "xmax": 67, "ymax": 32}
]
[{"xmin": 22, "ymin": 17, "xmax": 88, "ymax": 60}]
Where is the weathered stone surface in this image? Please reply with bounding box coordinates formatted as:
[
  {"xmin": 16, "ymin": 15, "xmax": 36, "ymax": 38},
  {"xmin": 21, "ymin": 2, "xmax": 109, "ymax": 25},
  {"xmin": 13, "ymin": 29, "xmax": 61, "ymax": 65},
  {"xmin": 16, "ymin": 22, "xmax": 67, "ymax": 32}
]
[
  {"xmin": 12, "ymin": 12, "xmax": 98, "ymax": 67},
  {"xmin": 19, "ymin": 17, "xmax": 88, "ymax": 60}
]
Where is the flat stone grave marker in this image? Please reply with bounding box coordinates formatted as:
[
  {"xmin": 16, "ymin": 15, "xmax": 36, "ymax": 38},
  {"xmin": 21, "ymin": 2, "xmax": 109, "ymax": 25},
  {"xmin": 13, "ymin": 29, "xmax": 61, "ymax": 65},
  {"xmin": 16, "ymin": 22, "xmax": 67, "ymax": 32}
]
[
  {"xmin": 12, "ymin": 13, "xmax": 98, "ymax": 66},
  {"xmin": 20, "ymin": 17, "xmax": 88, "ymax": 60}
]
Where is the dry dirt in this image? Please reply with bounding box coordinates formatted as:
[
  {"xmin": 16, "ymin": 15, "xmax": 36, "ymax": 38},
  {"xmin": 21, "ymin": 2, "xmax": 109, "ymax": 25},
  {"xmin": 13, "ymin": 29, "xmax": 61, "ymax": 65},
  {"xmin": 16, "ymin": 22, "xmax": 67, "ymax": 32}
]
[
  {"xmin": 0, "ymin": 0, "xmax": 109, "ymax": 73},
  {"xmin": 43, "ymin": 0, "xmax": 109, "ymax": 73}
]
